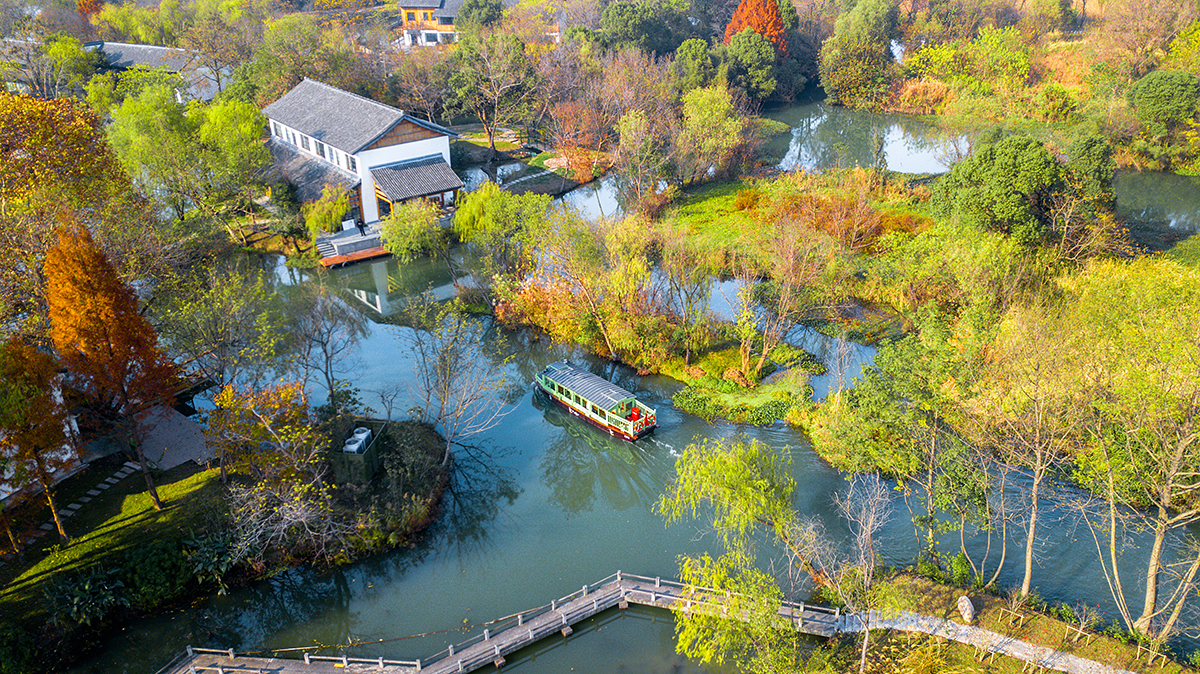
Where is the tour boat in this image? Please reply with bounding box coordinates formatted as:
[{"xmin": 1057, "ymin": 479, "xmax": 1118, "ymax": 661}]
[{"xmin": 534, "ymin": 361, "xmax": 657, "ymax": 441}]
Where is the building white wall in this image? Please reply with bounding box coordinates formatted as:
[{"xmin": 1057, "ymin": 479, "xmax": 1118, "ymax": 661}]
[
  {"xmin": 356, "ymin": 135, "xmax": 451, "ymax": 223},
  {"xmin": 266, "ymin": 117, "xmax": 453, "ymax": 224}
]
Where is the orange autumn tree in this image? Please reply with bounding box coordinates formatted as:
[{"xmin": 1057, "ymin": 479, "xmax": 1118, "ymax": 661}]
[
  {"xmin": 724, "ymin": 0, "xmax": 788, "ymax": 55},
  {"xmin": 44, "ymin": 221, "xmax": 177, "ymax": 510},
  {"xmin": 0, "ymin": 337, "xmax": 76, "ymax": 542}
]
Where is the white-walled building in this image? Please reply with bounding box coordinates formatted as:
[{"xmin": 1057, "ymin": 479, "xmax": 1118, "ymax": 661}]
[{"xmin": 263, "ymin": 78, "xmax": 463, "ymax": 225}]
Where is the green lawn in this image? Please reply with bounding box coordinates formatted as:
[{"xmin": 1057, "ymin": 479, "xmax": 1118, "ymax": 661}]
[
  {"xmin": 1167, "ymin": 233, "xmax": 1200, "ymax": 269},
  {"xmin": 0, "ymin": 460, "xmax": 223, "ymax": 622},
  {"xmin": 664, "ymin": 180, "xmax": 765, "ymax": 257}
]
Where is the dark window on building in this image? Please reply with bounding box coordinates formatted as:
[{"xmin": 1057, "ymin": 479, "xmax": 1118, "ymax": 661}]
[
  {"xmin": 348, "ymin": 155, "xmax": 357, "ymax": 172},
  {"xmin": 270, "ymin": 121, "xmax": 280, "ymax": 137},
  {"xmin": 300, "ymin": 135, "xmax": 310, "ymax": 151},
  {"xmin": 422, "ymin": 11, "xmax": 430, "ymax": 19},
  {"xmin": 314, "ymin": 140, "xmax": 325, "ymax": 159},
  {"xmin": 406, "ymin": 11, "xmax": 415, "ymax": 20},
  {"xmin": 438, "ymin": 15, "xmax": 452, "ymax": 24}
]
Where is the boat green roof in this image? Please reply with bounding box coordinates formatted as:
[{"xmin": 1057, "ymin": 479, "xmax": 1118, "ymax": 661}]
[{"xmin": 540, "ymin": 361, "xmax": 637, "ymax": 411}]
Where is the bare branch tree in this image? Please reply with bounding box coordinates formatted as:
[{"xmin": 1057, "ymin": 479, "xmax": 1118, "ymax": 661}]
[{"xmin": 402, "ymin": 294, "xmax": 511, "ymax": 465}]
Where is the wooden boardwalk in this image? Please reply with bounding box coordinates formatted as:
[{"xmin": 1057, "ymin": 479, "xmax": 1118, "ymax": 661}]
[{"xmin": 159, "ymin": 571, "xmax": 839, "ymax": 674}]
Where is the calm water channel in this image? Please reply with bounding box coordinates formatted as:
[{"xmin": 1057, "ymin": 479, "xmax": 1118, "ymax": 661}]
[{"xmin": 68, "ymin": 101, "xmax": 1200, "ymax": 674}]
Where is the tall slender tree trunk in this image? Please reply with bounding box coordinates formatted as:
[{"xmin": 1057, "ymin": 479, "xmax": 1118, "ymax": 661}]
[
  {"xmin": 46, "ymin": 489, "xmax": 68, "ymax": 541},
  {"xmin": 1158, "ymin": 550, "xmax": 1200, "ymax": 640},
  {"xmin": 987, "ymin": 474, "xmax": 1009, "ymax": 588},
  {"xmin": 5, "ymin": 520, "xmax": 20, "ymax": 554},
  {"xmin": 1021, "ymin": 466, "xmax": 1043, "ymax": 597},
  {"xmin": 133, "ymin": 444, "xmax": 163, "ymax": 511},
  {"xmin": 1135, "ymin": 511, "xmax": 1169, "ymax": 633},
  {"xmin": 858, "ymin": 614, "xmax": 871, "ymax": 674}
]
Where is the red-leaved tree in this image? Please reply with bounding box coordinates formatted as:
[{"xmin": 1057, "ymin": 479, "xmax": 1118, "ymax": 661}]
[
  {"xmin": 724, "ymin": 0, "xmax": 788, "ymax": 55},
  {"xmin": 0, "ymin": 337, "xmax": 77, "ymax": 542},
  {"xmin": 45, "ymin": 222, "xmax": 177, "ymax": 510}
]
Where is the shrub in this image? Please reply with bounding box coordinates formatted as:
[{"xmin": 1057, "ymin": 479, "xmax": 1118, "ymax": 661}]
[
  {"xmin": 0, "ymin": 622, "xmax": 36, "ymax": 674},
  {"xmin": 950, "ymin": 552, "xmax": 971, "ymax": 585},
  {"xmin": 1034, "ymin": 82, "xmax": 1076, "ymax": 122},
  {"xmin": 732, "ymin": 188, "xmax": 760, "ymax": 210},
  {"xmin": 44, "ymin": 566, "xmax": 129, "ymax": 627},
  {"xmin": 1129, "ymin": 70, "xmax": 1200, "ymax": 136},
  {"xmin": 121, "ymin": 539, "xmax": 191, "ymax": 610},
  {"xmin": 184, "ymin": 530, "xmax": 235, "ymax": 594},
  {"xmin": 896, "ymin": 78, "xmax": 953, "ymax": 114}
]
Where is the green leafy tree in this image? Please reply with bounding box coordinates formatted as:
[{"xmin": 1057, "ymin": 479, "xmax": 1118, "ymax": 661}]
[
  {"xmin": 1064, "ymin": 258, "xmax": 1200, "ymax": 639},
  {"xmin": 725, "ymin": 28, "xmax": 777, "ymax": 102},
  {"xmin": 817, "ymin": 0, "xmax": 896, "ymax": 109},
  {"xmin": 931, "ymin": 135, "xmax": 1060, "ymax": 246},
  {"xmin": 380, "ymin": 198, "xmax": 447, "ymax": 269},
  {"xmin": 157, "ymin": 262, "xmax": 287, "ymax": 389},
  {"xmin": 659, "ymin": 438, "xmax": 893, "ymax": 674},
  {"xmin": 302, "ymin": 184, "xmax": 349, "ymax": 240},
  {"xmin": 108, "ymin": 85, "xmax": 267, "ymax": 234},
  {"xmin": 453, "ymin": 181, "xmax": 551, "ymax": 293},
  {"xmin": 1128, "ymin": 69, "xmax": 1200, "ymax": 137},
  {"xmin": 675, "ymin": 38, "xmax": 715, "ymax": 93},
  {"xmin": 447, "ymin": 30, "xmax": 538, "ymax": 161},
  {"xmin": 457, "ymin": 0, "xmax": 503, "ymax": 28},
  {"xmin": 676, "ymin": 86, "xmax": 747, "ymax": 183}
]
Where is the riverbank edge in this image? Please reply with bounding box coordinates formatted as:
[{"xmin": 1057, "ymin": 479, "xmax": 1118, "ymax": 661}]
[{"xmin": 0, "ymin": 421, "xmax": 453, "ymax": 674}]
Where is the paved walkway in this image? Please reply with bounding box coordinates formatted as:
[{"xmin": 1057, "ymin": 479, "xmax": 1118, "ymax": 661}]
[
  {"xmin": 1, "ymin": 460, "xmax": 140, "ymax": 563},
  {"xmin": 843, "ymin": 610, "xmax": 1139, "ymax": 674}
]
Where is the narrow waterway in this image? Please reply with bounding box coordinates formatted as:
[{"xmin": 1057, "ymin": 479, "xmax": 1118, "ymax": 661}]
[{"xmin": 68, "ymin": 103, "xmax": 1200, "ymax": 674}]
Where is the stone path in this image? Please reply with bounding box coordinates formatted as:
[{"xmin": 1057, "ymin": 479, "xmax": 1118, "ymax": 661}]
[
  {"xmin": 502, "ymin": 168, "xmax": 555, "ymax": 189},
  {"xmin": 842, "ymin": 610, "xmax": 1139, "ymax": 674},
  {"xmin": 1, "ymin": 461, "xmax": 141, "ymax": 562}
]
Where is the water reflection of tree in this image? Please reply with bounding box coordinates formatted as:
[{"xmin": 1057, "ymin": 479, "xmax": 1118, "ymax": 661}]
[
  {"xmin": 534, "ymin": 390, "xmax": 658, "ymax": 515},
  {"xmin": 440, "ymin": 444, "xmax": 522, "ymax": 560}
]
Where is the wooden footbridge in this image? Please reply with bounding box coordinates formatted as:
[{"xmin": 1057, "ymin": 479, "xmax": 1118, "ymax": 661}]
[{"xmin": 158, "ymin": 571, "xmax": 842, "ymax": 674}]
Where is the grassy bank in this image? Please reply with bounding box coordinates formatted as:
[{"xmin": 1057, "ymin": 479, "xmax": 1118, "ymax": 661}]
[
  {"xmin": 0, "ymin": 420, "xmax": 450, "ymax": 674},
  {"xmin": 854, "ymin": 573, "xmax": 1195, "ymax": 674}
]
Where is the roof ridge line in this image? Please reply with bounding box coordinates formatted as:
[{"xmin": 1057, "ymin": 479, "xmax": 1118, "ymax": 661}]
[{"xmin": 302, "ymin": 77, "xmax": 407, "ymax": 118}]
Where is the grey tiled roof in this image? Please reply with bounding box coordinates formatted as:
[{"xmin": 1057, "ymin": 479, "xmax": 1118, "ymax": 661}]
[
  {"xmin": 540, "ymin": 361, "xmax": 637, "ymax": 412},
  {"xmin": 267, "ymin": 138, "xmax": 360, "ymax": 204},
  {"xmin": 399, "ymin": 0, "xmax": 444, "ymax": 8},
  {"xmin": 100, "ymin": 42, "xmax": 194, "ymax": 72},
  {"xmin": 262, "ymin": 79, "xmax": 456, "ymax": 155},
  {"xmin": 371, "ymin": 155, "xmax": 463, "ymax": 202}
]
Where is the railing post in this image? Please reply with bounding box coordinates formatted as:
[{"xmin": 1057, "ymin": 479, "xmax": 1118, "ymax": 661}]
[
  {"xmin": 551, "ymin": 599, "xmax": 556, "ymax": 611},
  {"xmin": 484, "ymin": 628, "xmax": 490, "ymax": 640},
  {"xmin": 582, "ymin": 584, "xmax": 588, "ymax": 596},
  {"xmin": 189, "ymin": 667, "xmax": 196, "ymax": 674},
  {"xmin": 228, "ymin": 649, "xmax": 235, "ymax": 658},
  {"xmin": 378, "ymin": 656, "xmax": 384, "ymax": 669},
  {"xmin": 342, "ymin": 655, "xmax": 348, "ymax": 666},
  {"xmin": 448, "ymin": 645, "xmax": 454, "ymax": 656},
  {"xmin": 655, "ymin": 576, "xmax": 661, "ymax": 588},
  {"xmin": 617, "ymin": 570, "xmax": 622, "ymax": 582},
  {"xmin": 186, "ymin": 645, "xmax": 194, "ymax": 658},
  {"xmin": 416, "ymin": 659, "xmax": 421, "ymax": 671},
  {"xmin": 518, "ymin": 614, "xmax": 523, "ymax": 626},
  {"xmin": 304, "ymin": 653, "xmax": 311, "ymax": 665}
]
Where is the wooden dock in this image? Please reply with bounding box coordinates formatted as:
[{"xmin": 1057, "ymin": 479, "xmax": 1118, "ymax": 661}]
[
  {"xmin": 318, "ymin": 246, "xmax": 391, "ymax": 268},
  {"xmin": 159, "ymin": 571, "xmax": 841, "ymax": 674}
]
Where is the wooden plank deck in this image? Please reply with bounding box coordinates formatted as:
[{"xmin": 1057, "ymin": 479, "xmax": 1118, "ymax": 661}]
[
  {"xmin": 318, "ymin": 246, "xmax": 391, "ymax": 268},
  {"xmin": 161, "ymin": 572, "xmax": 841, "ymax": 674}
]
